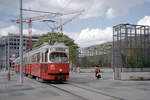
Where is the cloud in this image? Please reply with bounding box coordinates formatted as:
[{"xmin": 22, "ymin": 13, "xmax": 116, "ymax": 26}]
[
  {"xmin": 0, "ymin": 25, "xmax": 47, "ymax": 37},
  {"xmin": 106, "ymin": 8, "xmax": 118, "ymax": 19},
  {"xmin": 75, "ymin": 15, "xmax": 150, "ymax": 47},
  {"xmin": 1, "ymin": 0, "xmax": 150, "ymax": 19},
  {"xmin": 64, "ymin": 31, "xmax": 79, "ymax": 41},
  {"xmin": 0, "ymin": 0, "xmax": 19, "ymax": 15},
  {"xmin": 23, "ymin": 28, "xmax": 47, "ymax": 36},
  {"xmin": 0, "ymin": 26, "xmax": 18, "ymax": 36},
  {"xmin": 75, "ymin": 27, "xmax": 112, "ymax": 47},
  {"xmin": 137, "ymin": 16, "xmax": 150, "ymax": 26},
  {"xmin": 0, "ymin": 21, "xmax": 8, "ymax": 28},
  {"xmin": 22, "ymin": 0, "xmax": 150, "ymax": 19}
]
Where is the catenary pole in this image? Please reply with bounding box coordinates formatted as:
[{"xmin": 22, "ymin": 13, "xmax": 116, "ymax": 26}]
[
  {"xmin": 19, "ymin": 0, "xmax": 23, "ymax": 83},
  {"xmin": 7, "ymin": 34, "xmax": 9, "ymax": 71},
  {"xmin": 7, "ymin": 33, "xmax": 10, "ymax": 80}
]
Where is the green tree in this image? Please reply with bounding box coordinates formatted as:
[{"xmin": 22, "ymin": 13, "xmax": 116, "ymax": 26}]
[
  {"xmin": 128, "ymin": 49, "xmax": 136, "ymax": 67},
  {"xmin": 87, "ymin": 58, "xmax": 91, "ymax": 67},
  {"xmin": 91, "ymin": 61, "xmax": 95, "ymax": 67},
  {"xmin": 121, "ymin": 54, "xmax": 126, "ymax": 67},
  {"xmin": 33, "ymin": 32, "xmax": 79, "ymax": 62},
  {"xmin": 98, "ymin": 56, "xmax": 104, "ymax": 67},
  {"xmin": 81, "ymin": 56, "xmax": 88, "ymax": 68},
  {"xmin": 127, "ymin": 41, "xmax": 145, "ymax": 68}
]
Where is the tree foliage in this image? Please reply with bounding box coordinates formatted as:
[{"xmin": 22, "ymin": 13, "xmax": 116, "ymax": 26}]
[
  {"xmin": 98, "ymin": 56, "xmax": 104, "ymax": 66},
  {"xmin": 33, "ymin": 32, "xmax": 79, "ymax": 61},
  {"xmin": 123, "ymin": 40, "xmax": 150, "ymax": 68}
]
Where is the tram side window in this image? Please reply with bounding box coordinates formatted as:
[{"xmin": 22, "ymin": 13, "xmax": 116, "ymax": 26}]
[
  {"xmin": 45, "ymin": 52, "xmax": 47, "ymax": 62},
  {"xmin": 31, "ymin": 53, "xmax": 40, "ymax": 63},
  {"xmin": 23, "ymin": 57, "xmax": 25, "ymax": 63},
  {"xmin": 37, "ymin": 53, "xmax": 40, "ymax": 62},
  {"xmin": 29, "ymin": 56, "xmax": 31, "ymax": 63},
  {"xmin": 24, "ymin": 57, "xmax": 25, "ymax": 63},
  {"xmin": 24, "ymin": 57, "xmax": 27, "ymax": 63},
  {"xmin": 42, "ymin": 53, "xmax": 44, "ymax": 62},
  {"xmin": 23, "ymin": 57, "xmax": 26, "ymax": 64},
  {"xmin": 45, "ymin": 49, "xmax": 48, "ymax": 62},
  {"xmin": 27, "ymin": 57, "xmax": 30, "ymax": 63},
  {"xmin": 32, "ymin": 55, "xmax": 35, "ymax": 62}
]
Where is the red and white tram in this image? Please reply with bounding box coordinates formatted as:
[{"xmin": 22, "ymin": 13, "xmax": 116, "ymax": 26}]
[{"xmin": 14, "ymin": 42, "xmax": 69, "ymax": 81}]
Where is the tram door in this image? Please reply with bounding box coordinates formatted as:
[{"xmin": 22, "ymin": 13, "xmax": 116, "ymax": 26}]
[{"xmin": 41, "ymin": 50, "xmax": 48, "ymax": 79}]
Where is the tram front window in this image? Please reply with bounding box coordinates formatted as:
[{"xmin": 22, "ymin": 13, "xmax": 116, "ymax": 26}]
[{"xmin": 50, "ymin": 52, "xmax": 68, "ymax": 63}]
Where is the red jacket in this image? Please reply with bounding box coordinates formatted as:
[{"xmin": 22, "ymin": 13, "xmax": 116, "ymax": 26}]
[{"xmin": 95, "ymin": 67, "xmax": 99, "ymax": 72}]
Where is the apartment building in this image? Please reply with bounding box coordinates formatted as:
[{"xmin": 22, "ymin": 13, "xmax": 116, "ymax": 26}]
[{"xmin": 0, "ymin": 33, "xmax": 39, "ymax": 69}]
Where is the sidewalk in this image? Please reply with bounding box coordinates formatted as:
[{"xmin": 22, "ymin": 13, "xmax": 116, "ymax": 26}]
[
  {"xmin": 0, "ymin": 71, "xmax": 36, "ymax": 100},
  {"xmin": 0, "ymin": 71, "xmax": 62, "ymax": 100},
  {"xmin": 0, "ymin": 71, "xmax": 87, "ymax": 100},
  {"xmin": 1, "ymin": 71, "xmax": 150, "ymax": 100}
]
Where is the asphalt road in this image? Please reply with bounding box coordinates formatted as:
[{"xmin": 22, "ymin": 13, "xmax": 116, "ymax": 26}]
[
  {"xmin": 69, "ymin": 72, "xmax": 150, "ymax": 100},
  {"xmin": 0, "ymin": 71, "xmax": 150, "ymax": 100}
]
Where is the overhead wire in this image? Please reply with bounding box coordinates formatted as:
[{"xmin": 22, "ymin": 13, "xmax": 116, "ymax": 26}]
[
  {"xmin": 60, "ymin": 0, "xmax": 72, "ymax": 12},
  {"xmin": 22, "ymin": 9, "xmax": 62, "ymax": 14},
  {"xmin": 58, "ymin": 0, "xmax": 73, "ymax": 33}
]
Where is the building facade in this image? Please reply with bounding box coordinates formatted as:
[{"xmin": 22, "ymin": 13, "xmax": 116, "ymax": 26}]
[
  {"xmin": 78, "ymin": 47, "xmax": 106, "ymax": 57},
  {"xmin": 0, "ymin": 33, "xmax": 39, "ymax": 69}
]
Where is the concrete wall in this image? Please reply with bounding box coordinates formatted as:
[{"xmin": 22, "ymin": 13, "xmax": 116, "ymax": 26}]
[
  {"xmin": 121, "ymin": 68, "xmax": 150, "ymax": 72},
  {"xmin": 80, "ymin": 67, "xmax": 113, "ymax": 73},
  {"xmin": 121, "ymin": 68, "xmax": 150, "ymax": 80},
  {"xmin": 121, "ymin": 72, "xmax": 150, "ymax": 80}
]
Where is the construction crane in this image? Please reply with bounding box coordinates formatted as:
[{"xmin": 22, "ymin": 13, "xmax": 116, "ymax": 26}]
[
  {"xmin": 51, "ymin": 12, "xmax": 84, "ymax": 33},
  {"xmin": 11, "ymin": 9, "xmax": 85, "ymax": 49}
]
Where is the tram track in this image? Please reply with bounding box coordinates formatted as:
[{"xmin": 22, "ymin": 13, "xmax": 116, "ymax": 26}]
[
  {"xmin": 22, "ymin": 75, "xmax": 125, "ymax": 100},
  {"xmin": 23, "ymin": 76, "xmax": 88, "ymax": 100},
  {"xmin": 67, "ymin": 83, "xmax": 125, "ymax": 100},
  {"xmin": 47, "ymin": 83, "xmax": 88, "ymax": 100}
]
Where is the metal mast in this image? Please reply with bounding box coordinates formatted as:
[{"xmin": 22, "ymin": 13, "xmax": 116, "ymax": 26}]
[{"xmin": 19, "ymin": 0, "xmax": 23, "ymax": 83}]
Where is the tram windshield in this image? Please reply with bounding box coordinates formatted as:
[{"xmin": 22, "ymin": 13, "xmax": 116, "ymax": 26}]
[{"xmin": 50, "ymin": 52, "xmax": 68, "ymax": 63}]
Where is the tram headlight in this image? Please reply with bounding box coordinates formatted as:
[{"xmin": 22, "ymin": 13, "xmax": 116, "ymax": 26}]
[{"xmin": 59, "ymin": 69, "xmax": 63, "ymax": 72}]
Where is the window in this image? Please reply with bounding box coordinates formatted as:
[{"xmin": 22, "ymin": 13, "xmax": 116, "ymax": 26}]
[
  {"xmin": 32, "ymin": 55, "xmax": 35, "ymax": 62},
  {"xmin": 31, "ymin": 53, "xmax": 40, "ymax": 63},
  {"xmin": 42, "ymin": 53, "xmax": 44, "ymax": 62},
  {"xmin": 44, "ymin": 49, "xmax": 48, "ymax": 62},
  {"xmin": 45, "ymin": 52, "xmax": 48, "ymax": 62},
  {"xmin": 37, "ymin": 53, "xmax": 40, "ymax": 62},
  {"xmin": 50, "ymin": 52, "xmax": 68, "ymax": 63}
]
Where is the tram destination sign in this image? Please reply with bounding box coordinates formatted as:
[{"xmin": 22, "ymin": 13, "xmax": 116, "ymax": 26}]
[{"xmin": 56, "ymin": 48, "xmax": 66, "ymax": 52}]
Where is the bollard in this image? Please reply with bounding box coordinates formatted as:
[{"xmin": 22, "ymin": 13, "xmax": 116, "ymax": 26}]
[{"xmin": 8, "ymin": 72, "xmax": 10, "ymax": 81}]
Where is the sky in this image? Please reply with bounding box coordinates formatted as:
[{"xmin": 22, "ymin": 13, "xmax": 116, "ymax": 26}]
[{"xmin": 0, "ymin": 0, "xmax": 150, "ymax": 47}]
